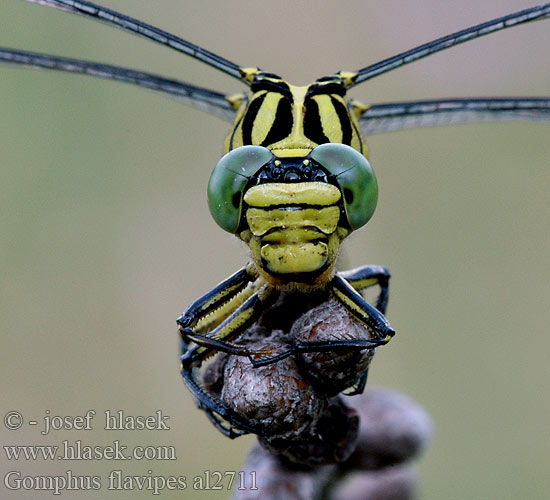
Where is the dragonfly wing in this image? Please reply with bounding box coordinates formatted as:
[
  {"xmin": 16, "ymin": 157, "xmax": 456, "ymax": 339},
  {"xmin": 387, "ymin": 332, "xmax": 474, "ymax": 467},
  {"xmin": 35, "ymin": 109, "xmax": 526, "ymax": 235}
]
[
  {"xmin": 357, "ymin": 97, "xmax": 550, "ymax": 135},
  {"xmin": 347, "ymin": 3, "xmax": 550, "ymax": 87},
  {"xmin": 0, "ymin": 48, "xmax": 238, "ymax": 122},
  {"xmin": 23, "ymin": 0, "xmax": 246, "ymax": 81}
]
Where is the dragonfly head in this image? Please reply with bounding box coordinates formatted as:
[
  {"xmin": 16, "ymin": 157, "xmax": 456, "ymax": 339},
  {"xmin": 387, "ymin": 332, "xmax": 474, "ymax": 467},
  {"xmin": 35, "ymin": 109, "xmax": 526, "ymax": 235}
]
[{"xmin": 207, "ymin": 144, "xmax": 378, "ymax": 287}]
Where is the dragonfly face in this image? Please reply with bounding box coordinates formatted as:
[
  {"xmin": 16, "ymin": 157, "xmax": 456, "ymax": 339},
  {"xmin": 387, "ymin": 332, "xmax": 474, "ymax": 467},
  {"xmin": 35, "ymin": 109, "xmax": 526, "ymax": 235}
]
[{"xmin": 208, "ymin": 141, "xmax": 378, "ymax": 287}]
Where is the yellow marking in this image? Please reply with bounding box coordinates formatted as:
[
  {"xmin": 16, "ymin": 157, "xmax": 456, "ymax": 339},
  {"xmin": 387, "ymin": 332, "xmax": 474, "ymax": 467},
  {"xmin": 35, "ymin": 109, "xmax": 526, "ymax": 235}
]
[
  {"xmin": 246, "ymin": 206, "xmax": 341, "ymax": 236},
  {"xmin": 196, "ymin": 282, "xmax": 246, "ymax": 315},
  {"xmin": 225, "ymin": 93, "xmax": 247, "ymax": 110},
  {"xmin": 349, "ymin": 277, "xmax": 378, "ymax": 291},
  {"xmin": 223, "ymin": 93, "xmax": 249, "ymax": 153},
  {"xmin": 247, "ymin": 224, "xmax": 343, "ymax": 279},
  {"xmin": 211, "ymin": 306, "xmax": 255, "ymax": 342},
  {"xmin": 337, "ymin": 71, "xmax": 359, "ymax": 88},
  {"xmin": 193, "ymin": 306, "xmax": 255, "ymax": 358},
  {"xmin": 309, "ymin": 94, "xmax": 364, "ymax": 153},
  {"xmin": 350, "ymin": 99, "xmax": 370, "ymax": 118},
  {"xmin": 195, "ymin": 284, "xmax": 254, "ymax": 333},
  {"xmin": 272, "ymin": 148, "xmax": 312, "ymax": 157},
  {"xmin": 207, "ymin": 283, "xmax": 271, "ymax": 342},
  {"xmin": 265, "ymin": 84, "xmax": 317, "ymax": 151},
  {"xmin": 244, "ymin": 182, "xmax": 341, "ymax": 207},
  {"xmin": 252, "ymin": 92, "xmax": 281, "ymax": 145},
  {"xmin": 312, "ymin": 95, "xmax": 341, "ymax": 143},
  {"xmin": 240, "ymin": 67, "xmax": 260, "ymax": 83},
  {"xmin": 332, "ymin": 287, "xmax": 370, "ymax": 323},
  {"xmin": 336, "ymin": 226, "xmax": 349, "ymax": 240},
  {"xmin": 261, "ymin": 227, "xmax": 327, "ymax": 243},
  {"xmin": 261, "ymin": 241, "xmax": 328, "ymax": 274},
  {"xmin": 192, "ymin": 283, "xmax": 272, "ymax": 359}
]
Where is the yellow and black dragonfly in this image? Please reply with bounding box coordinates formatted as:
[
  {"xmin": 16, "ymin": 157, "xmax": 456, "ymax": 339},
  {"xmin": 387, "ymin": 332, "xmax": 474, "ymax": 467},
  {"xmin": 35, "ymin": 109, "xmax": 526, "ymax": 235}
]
[{"xmin": 2, "ymin": 0, "xmax": 548, "ymax": 437}]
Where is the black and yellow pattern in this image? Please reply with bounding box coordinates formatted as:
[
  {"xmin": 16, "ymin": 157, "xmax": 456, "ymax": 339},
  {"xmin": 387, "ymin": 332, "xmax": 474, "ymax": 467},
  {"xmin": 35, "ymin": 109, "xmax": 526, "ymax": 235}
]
[
  {"xmin": 5, "ymin": 0, "xmax": 548, "ymax": 438},
  {"xmin": 225, "ymin": 72, "xmax": 366, "ymax": 156}
]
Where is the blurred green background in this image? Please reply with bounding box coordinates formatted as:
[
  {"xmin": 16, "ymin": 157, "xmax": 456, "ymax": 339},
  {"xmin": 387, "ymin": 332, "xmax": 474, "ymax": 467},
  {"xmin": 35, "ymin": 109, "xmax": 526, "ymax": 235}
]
[{"xmin": 1, "ymin": 1, "xmax": 548, "ymax": 498}]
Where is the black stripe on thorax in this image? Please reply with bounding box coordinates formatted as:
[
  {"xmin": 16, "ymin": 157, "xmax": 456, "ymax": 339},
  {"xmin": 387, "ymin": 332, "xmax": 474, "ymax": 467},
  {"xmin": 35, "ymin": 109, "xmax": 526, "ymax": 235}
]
[
  {"xmin": 241, "ymin": 93, "xmax": 267, "ymax": 145},
  {"xmin": 260, "ymin": 97, "xmax": 293, "ymax": 147},
  {"xmin": 303, "ymin": 97, "xmax": 330, "ymax": 145},
  {"xmin": 251, "ymin": 79, "xmax": 293, "ymax": 100},
  {"xmin": 306, "ymin": 81, "xmax": 347, "ymax": 98},
  {"xmin": 330, "ymin": 96, "xmax": 352, "ymax": 145}
]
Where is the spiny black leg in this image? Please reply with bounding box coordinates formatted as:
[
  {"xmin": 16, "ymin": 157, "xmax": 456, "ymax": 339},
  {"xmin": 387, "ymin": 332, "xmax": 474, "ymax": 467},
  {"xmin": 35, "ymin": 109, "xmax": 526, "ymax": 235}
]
[
  {"xmin": 203, "ymin": 408, "xmax": 249, "ymax": 439},
  {"xmin": 247, "ymin": 348, "xmax": 296, "ymax": 367},
  {"xmin": 180, "ymin": 348, "xmax": 262, "ymax": 436},
  {"xmin": 293, "ymin": 338, "xmax": 389, "ymax": 352},
  {"xmin": 180, "ymin": 284, "xmax": 273, "ymax": 361},
  {"xmin": 179, "ymin": 284, "xmax": 275, "ymax": 436},
  {"xmin": 338, "ymin": 265, "xmax": 391, "ymax": 314},
  {"xmin": 177, "ymin": 264, "xmax": 257, "ymax": 329},
  {"xmin": 181, "ymin": 330, "xmax": 256, "ymax": 357},
  {"xmin": 330, "ymin": 274, "xmax": 395, "ymax": 344},
  {"xmin": 344, "ymin": 367, "xmax": 369, "ymax": 396},
  {"xmin": 248, "ymin": 338, "xmax": 389, "ymax": 368}
]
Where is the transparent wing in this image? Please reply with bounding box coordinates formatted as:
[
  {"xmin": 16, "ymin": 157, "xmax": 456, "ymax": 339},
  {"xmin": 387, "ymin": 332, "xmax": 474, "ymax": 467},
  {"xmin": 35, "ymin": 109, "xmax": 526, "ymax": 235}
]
[
  {"xmin": 348, "ymin": 3, "xmax": 550, "ymax": 87},
  {"xmin": 0, "ymin": 48, "xmax": 239, "ymax": 122},
  {"xmin": 356, "ymin": 98, "xmax": 550, "ymax": 135},
  {"xmin": 23, "ymin": 0, "xmax": 246, "ymax": 82}
]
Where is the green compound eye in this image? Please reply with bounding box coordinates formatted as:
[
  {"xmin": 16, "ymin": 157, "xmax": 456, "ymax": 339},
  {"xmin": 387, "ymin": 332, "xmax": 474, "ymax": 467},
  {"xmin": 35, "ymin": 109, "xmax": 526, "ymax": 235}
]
[
  {"xmin": 208, "ymin": 145, "xmax": 273, "ymax": 233},
  {"xmin": 310, "ymin": 143, "xmax": 378, "ymax": 230}
]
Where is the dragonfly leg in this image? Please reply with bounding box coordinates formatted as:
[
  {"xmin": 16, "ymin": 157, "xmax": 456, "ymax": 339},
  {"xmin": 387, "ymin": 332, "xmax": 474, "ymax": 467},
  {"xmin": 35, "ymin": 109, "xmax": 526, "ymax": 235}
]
[
  {"xmin": 329, "ymin": 273, "xmax": 395, "ymax": 345},
  {"xmin": 249, "ymin": 271, "xmax": 393, "ymax": 369},
  {"xmin": 177, "ymin": 263, "xmax": 258, "ymax": 332},
  {"xmin": 345, "ymin": 367, "xmax": 369, "ymax": 396},
  {"xmin": 179, "ymin": 282, "xmax": 276, "ymax": 435},
  {"xmin": 338, "ymin": 265, "xmax": 390, "ymax": 313},
  {"xmin": 180, "ymin": 280, "xmax": 273, "ymax": 363},
  {"xmin": 248, "ymin": 337, "xmax": 386, "ymax": 368},
  {"xmin": 180, "ymin": 344, "xmax": 263, "ymax": 437}
]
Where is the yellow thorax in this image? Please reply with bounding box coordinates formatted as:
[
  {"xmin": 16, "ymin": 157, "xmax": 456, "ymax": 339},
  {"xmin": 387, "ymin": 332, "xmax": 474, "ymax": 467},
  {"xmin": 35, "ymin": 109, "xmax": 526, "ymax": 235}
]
[{"xmin": 224, "ymin": 72, "xmax": 367, "ymax": 157}]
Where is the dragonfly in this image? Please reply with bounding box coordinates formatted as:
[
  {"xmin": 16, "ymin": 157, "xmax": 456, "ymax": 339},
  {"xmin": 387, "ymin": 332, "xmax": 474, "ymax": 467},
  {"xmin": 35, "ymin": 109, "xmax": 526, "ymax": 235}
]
[{"xmin": 2, "ymin": 0, "xmax": 549, "ymax": 438}]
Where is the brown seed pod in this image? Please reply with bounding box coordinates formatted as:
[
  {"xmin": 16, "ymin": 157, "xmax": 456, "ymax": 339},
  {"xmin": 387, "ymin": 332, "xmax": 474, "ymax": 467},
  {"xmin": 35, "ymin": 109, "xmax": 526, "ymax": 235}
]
[
  {"xmin": 221, "ymin": 334, "xmax": 327, "ymax": 439},
  {"xmin": 291, "ymin": 299, "xmax": 375, "ymax": 395},
  {"xmin": 203, "ymin": 295, "xmax": 381, "ymax": 464},
  {"xmin": 260, "ymin": 396, "xmax": 360, "ymax": 466}
]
